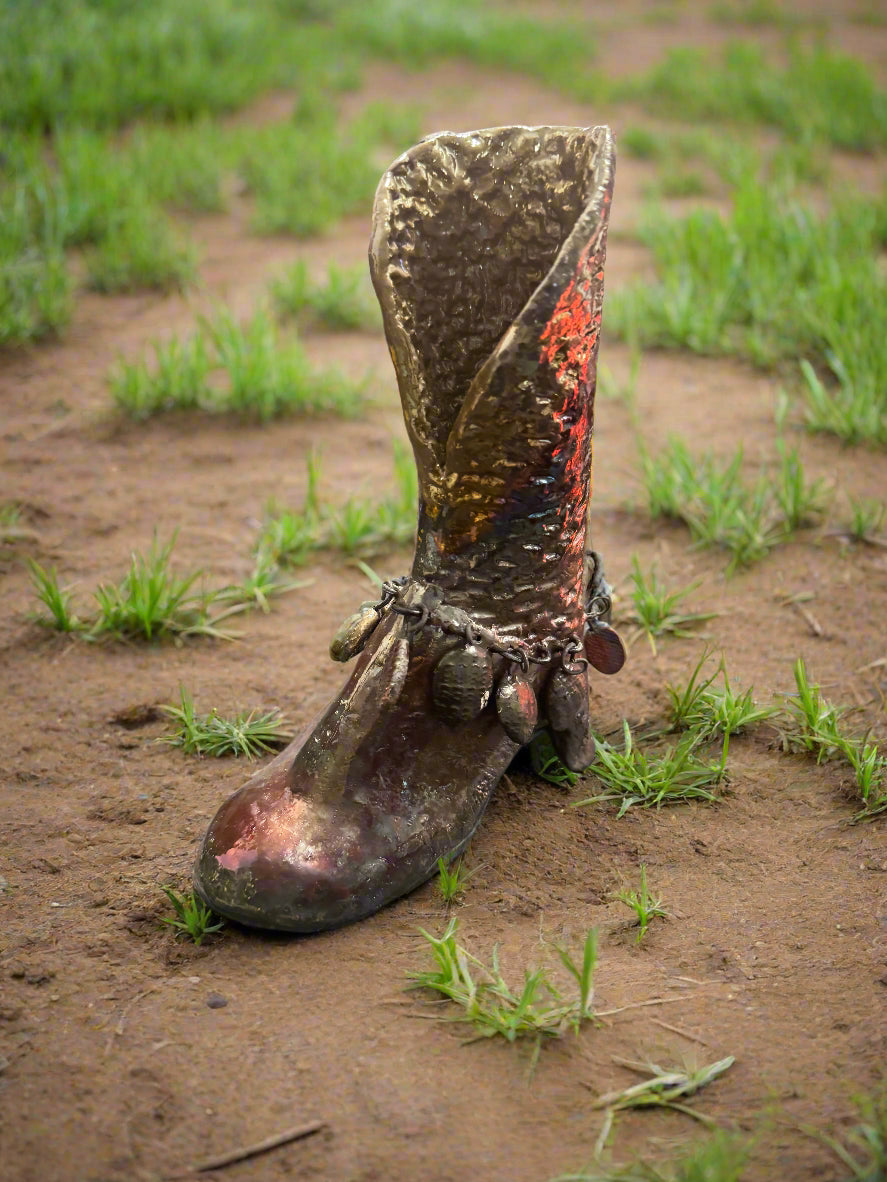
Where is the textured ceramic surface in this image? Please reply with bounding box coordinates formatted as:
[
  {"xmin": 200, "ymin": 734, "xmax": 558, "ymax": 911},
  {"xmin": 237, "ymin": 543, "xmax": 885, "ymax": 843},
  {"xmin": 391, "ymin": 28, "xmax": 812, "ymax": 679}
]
[{"xmin": 194, "ymin": 125, "xmax": 616, "ymax": 932}]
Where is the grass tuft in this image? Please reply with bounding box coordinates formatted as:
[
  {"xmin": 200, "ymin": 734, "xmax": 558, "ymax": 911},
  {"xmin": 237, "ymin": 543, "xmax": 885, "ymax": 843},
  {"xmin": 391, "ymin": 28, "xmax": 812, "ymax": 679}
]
[
  {"xmin": 159, "ymin": 886, "xmax": 225, "ymax": 946},
  {"xmin": 91, "ymin": 534, "xmax": 220, "ymax": 642},
  {"xmin": 436, "ymin": 856, "xmax": 476, "ymax": 904},
  {"xmin": 161, "ymin": 687, "xmax": 291, "ymax": 759},
  {"xmin": 110, "ymin": 307, "xmax": 365, "ymax": 422},
  {"xmin": 258, "ymin": 443, "xmax": 416, "ymax": 564},
  {"xmin": 552, "ymin": 1129, "xmax": 750, "ymax": 1181},
  {"xmin": 27, "ymin": 559, "xmax": 83, "ymax": 633},
  {"xmin": 777, "ymin": 657, "xmax": 846, "ymax": 763},
  {"xmin": 666, "ymin": 650, "xmax": 778, "ymax": 738},
  {"xmin": 271, "ymin": 261, "xmax": 380, "ymax": 331},
  {"xmin": 529, "ymin": 730, "xmax": 582, "ymax": 788},
  {"xmin": 85, "ymin": 202, "xmax": 196, "ymax": 294},
  {"xmin": 621, "ymin": 42, "xmax": 887, "ymax": 151},
  {"xmin": 574, "ymin": 722, "xmax": 728, "ymax": 818},
  {"xmin": 623, "ymin": 558, "xmax": 718, "ymax": 653},
  {"xmin": 408, "ymin": 918, "xmax": 598, "ymax": 1049},
  {"xmin": 614, "ymin": 865, "xmax": 668, "ymax": 944},
  {"xmin": 636, "ymin": 437, "xmax": 828, "ymax": 570},
  {"xmin": 610, "ymin": 181, "xmax": 887, "ymax": 449}
]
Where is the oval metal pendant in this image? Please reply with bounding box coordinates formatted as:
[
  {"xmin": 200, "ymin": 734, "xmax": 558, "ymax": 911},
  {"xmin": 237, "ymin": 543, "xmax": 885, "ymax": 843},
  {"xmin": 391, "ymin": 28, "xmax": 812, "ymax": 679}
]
[
  {"xmin": 329, "ymin": 604, "xmax": 380, "ymax": 663},
  {"xmin": 432, "ymin": 644, "xmax": 494, "ymax": 726},
  {"xmin": 496, "ymin": 673, "xmax": 538, "ymax": 745},
  {"xmin": 584, "ymin": 622, "xmax": 626, "ymax": 675},
  {"xmin": 545, "ymin": 666, "xmax": 590, "ymax": 734},
  {"xmin": 552, "ymin": 727, "xmax": 596, "ymax": 773}
]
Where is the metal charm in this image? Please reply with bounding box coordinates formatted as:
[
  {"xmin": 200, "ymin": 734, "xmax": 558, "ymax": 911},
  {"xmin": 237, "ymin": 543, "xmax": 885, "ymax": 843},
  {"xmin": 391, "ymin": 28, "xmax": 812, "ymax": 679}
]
[
  {"xmin": 584, "ymin": 621, "xmax": 626, "ymax": 675},
  {"xmin": 545, "ymin": 665, "xmax": 594, "ymax": 772},
  {"xmin": 495, "ymin": 671, "xmax": 539, "ymax": 745},
  {"xmin": 432, "ymin": 644, "xmax": 494, "ymax": 726},
  {"xmin": 329, "ymin": 604, "xmax": 380, "ymax": 663}
]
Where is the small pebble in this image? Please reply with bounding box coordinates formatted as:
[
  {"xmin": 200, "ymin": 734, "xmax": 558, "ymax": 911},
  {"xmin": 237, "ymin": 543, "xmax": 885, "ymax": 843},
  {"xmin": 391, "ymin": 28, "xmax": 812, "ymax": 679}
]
[{"xmin": 206, "ymin": 993, "xmax": 228, "ymax": 1009}]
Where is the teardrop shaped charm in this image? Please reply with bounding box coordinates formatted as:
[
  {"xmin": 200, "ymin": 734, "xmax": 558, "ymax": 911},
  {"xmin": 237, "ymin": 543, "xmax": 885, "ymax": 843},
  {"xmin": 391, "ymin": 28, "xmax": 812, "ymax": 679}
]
[
  {"xmin": 329, "ymin": 603, "xmax": 380, "ymax": 663},
  {"xmin": 432, "ymin": 644, "xmax": 494, "ymax": 726},
  {"xmin": 584, "ymin": 621, "xmax": 626, "ymax": 675},
  {"xmin": 545, "ymin": 666, "xmax": 590, "ymax": 735},
  {"xmin": 552, "ymin": 726, "xmax": 596, "ymax": 773},
  {"xmin": 496, "ymin": 672, "xmax": 538, "ymax": 745}
]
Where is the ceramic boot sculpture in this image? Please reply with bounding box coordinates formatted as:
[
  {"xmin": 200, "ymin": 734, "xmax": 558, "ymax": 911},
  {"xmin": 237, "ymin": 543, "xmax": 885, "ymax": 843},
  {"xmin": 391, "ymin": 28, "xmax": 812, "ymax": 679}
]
[{"xmin": 193, "ymin": 125, "xmax": 625, "ymax": 932}]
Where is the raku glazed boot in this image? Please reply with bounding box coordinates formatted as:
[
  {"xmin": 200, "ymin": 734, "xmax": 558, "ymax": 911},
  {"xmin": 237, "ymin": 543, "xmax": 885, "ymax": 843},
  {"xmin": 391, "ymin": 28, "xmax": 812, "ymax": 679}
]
[{"xmin": 193, "ymin": 125, "xmax": 625, "ymax": 932}]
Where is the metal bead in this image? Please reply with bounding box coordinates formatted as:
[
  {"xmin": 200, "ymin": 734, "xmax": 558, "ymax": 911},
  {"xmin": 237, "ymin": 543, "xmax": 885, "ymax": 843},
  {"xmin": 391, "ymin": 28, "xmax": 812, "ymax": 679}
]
[
  {"xmin": 584, "ymin": 622, "xmax": 626, "ymax": 675},
  {"xmin": 329, "ymin": 604, "xmax": 380, "ymax": 663},
  {"xmin": 495, "ymin": 673, "xmax": 538, "ymax": 745},
  {"xmin": 432, "ymin": 644, "xmax": 494, "ymax": 726}
]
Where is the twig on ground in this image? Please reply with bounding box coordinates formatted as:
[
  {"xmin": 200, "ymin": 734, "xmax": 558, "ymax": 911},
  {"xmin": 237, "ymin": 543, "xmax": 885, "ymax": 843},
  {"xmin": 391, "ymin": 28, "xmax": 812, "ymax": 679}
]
[
  {"xmin": 650, "ymin": 1017, "xmax": 710, "ymax": 1045},
  {"xmin": 165, "ymin": 1120, "xmax": 327, "ymax": 1178}
]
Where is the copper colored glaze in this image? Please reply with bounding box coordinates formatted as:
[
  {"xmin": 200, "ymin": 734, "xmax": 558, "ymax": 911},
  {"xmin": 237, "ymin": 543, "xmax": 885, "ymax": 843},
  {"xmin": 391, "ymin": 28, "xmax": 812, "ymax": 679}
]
[
  {"xmin": 495, "ymin": 672, "xmax": 539, "ymax": 745},
  {"xmin": 584, "ymin": 621, "xmax": 627, "ymax": 675},
  {"xmin": 193, "ymin": 126, "xmax": 618, "ymax": 932}
]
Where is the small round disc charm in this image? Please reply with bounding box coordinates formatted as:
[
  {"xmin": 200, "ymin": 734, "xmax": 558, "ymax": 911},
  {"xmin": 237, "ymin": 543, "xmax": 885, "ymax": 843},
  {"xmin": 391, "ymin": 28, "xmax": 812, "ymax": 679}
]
[{"xmin": 584, "ymin": 622, "xmax": 626, "ymax": 675}]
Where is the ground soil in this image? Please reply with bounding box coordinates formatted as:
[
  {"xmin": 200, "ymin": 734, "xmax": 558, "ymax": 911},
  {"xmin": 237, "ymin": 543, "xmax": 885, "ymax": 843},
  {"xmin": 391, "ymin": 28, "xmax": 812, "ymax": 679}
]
[{"xmin": 2, "ymin": 8, "xmax": 887, "ymax": 1182}]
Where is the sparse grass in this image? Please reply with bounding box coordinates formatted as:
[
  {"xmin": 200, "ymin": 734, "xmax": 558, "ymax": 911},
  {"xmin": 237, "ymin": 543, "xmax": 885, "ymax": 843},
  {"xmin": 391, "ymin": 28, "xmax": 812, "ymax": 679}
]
[
  {"xmin": 159, "ymin": 886, "xmax": 225, "ymax": 946},
  {"xmin": 593, "ymin": 1054, "xmax": 735, "ymax": 1122},
  {"xmin": 529, "ymin": 730, "xmax": 583, "ymax": 788},
  {"xmin": 85, "ymin": 201, "xmax": 197, "ymax": 294},
  {"xmin": 615, "ymin": 866, "xmax": 668, "ymax": 943},
  {"xmin": 805, "ymin": 1084, "xmax": 887, "ymax": 1179},
  {"xmin": 436, "ymin": 856, "xmax": 476, "ymax": 904},
  {"xmin": 777, "ymin": 659, "xmax": 887, "ymax": 821},
  {"xmin": 708, "ymin": 0, "xmax": 811, "ymax": 27},
  {"xmin": 623, "ymin": 558, "xmax": 718, "ymax": 653},
  {"xmin": 27, "ymin": 559, "xmax": 84, "ymax": 633},
  {"xmin": 574, "ymin": 722, "xmax": 728, "ymax": 818},
  {"xmin": 217, "ymin": 551, "xmax": 307, "ymax": 614},
  {"xmin": 241, "ymin": 116, "xmax": 381, "ymax": 237},
  {"xmin": 840, "ymin": 738, "xmax": 887, "ymax": 822},
  {"xmin": 26, "ymin": 533, "xmax": 298, "ymax": 643},
  {"xmin": 552, "ymin": 1129, "xmax": 750, "ymax": 1182},
  {"xmin": 335, "ymin": 0, "xmax": 598, "ymax": 97},
  {"xmin": 161, "ymin": 687, "xmax": 291, "ymax": 759},
  {"xmin": 408, "ymin": 919, "xmax": 598, "ymax": 1051},
  {"xmin": 636, "ymin": 438, "xmax": 829, "ymax": 570},
  {"xmin": 258, "ymin": 442, "xmax": 416, "ymax": 563},
  {"xmin": 110, "ymin": 307, "xmax": 365, "ymax": 422},
  {"xmin": 840, "ymin": 496, "xmax": 887, "ymax": 545},
  {"xmin": 110, "ymin": 335, "xmax": 212, "ymax": 420},
  {"xmin": 621, "ymin": 42, "xmax": 887, "ymax": 151},
  {"xmin": 271, "ymin": 261, "xmax": 379, "ymax": 331},
  {"xmin": 127, "ymin": 119, "xmax": 231, "ymax": 214},
  {"xmin": 666, "ymin": 650, "xmax": 778, "ymax": 738},
  {"xmin": 0, "ymin": 194, "xmax": 71, "ymax": 345},
  {"xmin": 777, "ymin": 657, "xmax": 847, "ymax": 763},
  {"xmin": 610, "ymin": 182, "xmax": 887, "ymax": 448},
  {"xmin": 0, "ymin": 0, "xmax": 340, "ymax": 132},
  {"xmin": 90, "ymin": 535, "xmax": 230, "ymax": 642},
  {"xmin": 773, "ymin": 441, "xmax": 831, "ymax": 530}
]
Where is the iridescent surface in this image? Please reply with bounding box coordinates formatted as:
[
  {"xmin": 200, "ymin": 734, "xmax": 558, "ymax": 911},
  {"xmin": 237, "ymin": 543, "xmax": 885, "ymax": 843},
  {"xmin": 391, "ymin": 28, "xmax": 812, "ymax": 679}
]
[{"xmin": 193, "ymin": 125, "xmax": 616, "ymax": 932}]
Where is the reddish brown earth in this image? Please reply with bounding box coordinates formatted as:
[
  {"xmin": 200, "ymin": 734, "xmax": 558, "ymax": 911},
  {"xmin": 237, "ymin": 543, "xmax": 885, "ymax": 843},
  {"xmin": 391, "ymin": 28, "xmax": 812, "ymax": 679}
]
[{"xmin": 2, "ymin": 11, "xmax": 887, "ymax": 1182}]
